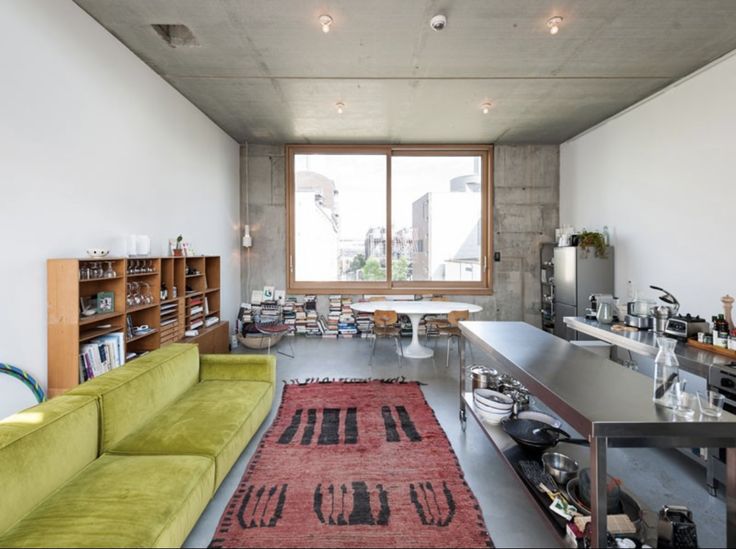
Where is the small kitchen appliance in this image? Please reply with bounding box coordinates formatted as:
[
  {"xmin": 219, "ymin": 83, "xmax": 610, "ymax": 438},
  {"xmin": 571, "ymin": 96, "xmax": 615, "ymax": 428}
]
[{"xmin": 664, "ymin": 314, "xmax": 709, "ymax": 341}]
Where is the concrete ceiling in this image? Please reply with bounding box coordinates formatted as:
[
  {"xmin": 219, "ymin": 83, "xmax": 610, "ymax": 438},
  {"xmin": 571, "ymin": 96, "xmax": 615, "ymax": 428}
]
[{"xmin": 74, "ymin": 0, "xmax": 736, "ymax": 144}]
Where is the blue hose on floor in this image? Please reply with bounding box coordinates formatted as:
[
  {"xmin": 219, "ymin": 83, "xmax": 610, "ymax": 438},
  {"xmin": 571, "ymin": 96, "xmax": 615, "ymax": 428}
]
[{"xmin": 0, "ymin": 363, "xmax": 46, "ymax": 404}]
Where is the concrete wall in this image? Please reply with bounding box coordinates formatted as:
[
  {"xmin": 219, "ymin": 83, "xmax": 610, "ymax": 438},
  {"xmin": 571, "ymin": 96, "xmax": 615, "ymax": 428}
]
[
  {"xmin": 241, "ymin": 144, "xmax": 558, "ymax": 321},
  {"xmin": 0, "ymin": 0, "xmax": 240, "ymax": 416},
  {"xmin": 560, "ymin": 50, "xmax": 736, "ymax": 317}
]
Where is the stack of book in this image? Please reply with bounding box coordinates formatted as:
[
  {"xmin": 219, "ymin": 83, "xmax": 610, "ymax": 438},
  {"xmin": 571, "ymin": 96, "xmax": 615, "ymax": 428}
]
[
  {"xmin": 282, "ymin": 298, "xmax": 296, "ymax": 335},
  {"xmin": 355, "ymin": 309, "xmax": 375, "ymax": 337},
  {"xmin": 338, "ymin": 296, "xmax": 358, "ymax": 337},
  {"xmin": 294, "ymin": 298, "xmax": 307, "ymax": 335},
  {"xmin": 259, "ymin": 301, "xmax": 281, "ymax": 324},
  {"xmin": 305, "ymin": 295, "xmax": 321, "ymax": 337},
  {"xmin": 319, "ymin": 315, "xmax": 337, "ymax": 338},
  {"xmin": 79, "ymin": 332, "xmax": 124, "ymax": 382},
  {"xmin": 327, "ymin": 295, "xmax": 341, "ymax": 334},
  {"xmin": 399, "ymin": 316, "xmax": 427, "ymax": 338},
  {"xmin": 160, "ymin": 301, "xmax": 180, "ymax": 345},
  {"xmin": 188, "ymin": 295, "xmax": 204, "ymax": 330}
]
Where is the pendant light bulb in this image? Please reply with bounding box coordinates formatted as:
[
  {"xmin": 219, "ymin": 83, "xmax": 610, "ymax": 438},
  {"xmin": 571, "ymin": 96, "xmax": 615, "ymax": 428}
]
[
  {"xmin": 336, "ymin": 101, "xmax": 345, "ymax": 114},
  {"xmin": 481, "ymin": 101, "xmax": 493, "ymax": 115},
  {"xmin": 319, "ymin": 15, "xmax": 333, "ymax": 33},
  {"xmin": 547, "ymin": 16, "xmax": 563, "ymax": 35}
]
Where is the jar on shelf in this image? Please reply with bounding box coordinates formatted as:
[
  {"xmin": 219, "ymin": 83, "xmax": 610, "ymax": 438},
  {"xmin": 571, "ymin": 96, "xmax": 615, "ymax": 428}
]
[{"xmin": 653, "ymin": 336, "xmax": 679, "ymax": 408}]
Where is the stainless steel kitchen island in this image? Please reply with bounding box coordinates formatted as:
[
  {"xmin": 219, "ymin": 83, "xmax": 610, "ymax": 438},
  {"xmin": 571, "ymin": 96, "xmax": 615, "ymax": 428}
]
[{"xmin": 458, "ymin": 321, "xmax": 736, "ymax": 549}]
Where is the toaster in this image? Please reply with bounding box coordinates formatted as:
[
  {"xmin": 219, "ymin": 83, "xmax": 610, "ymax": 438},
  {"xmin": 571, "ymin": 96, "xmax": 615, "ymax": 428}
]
[{"xmin": 664, "ymin": 315, "xmax": 709, "ymax": 341}]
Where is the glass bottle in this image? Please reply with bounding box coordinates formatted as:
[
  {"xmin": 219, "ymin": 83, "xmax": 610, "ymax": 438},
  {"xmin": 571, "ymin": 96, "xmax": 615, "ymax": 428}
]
[{"xmin": 653, "ymin": 336, "xmax": 680, "ymax": 408}]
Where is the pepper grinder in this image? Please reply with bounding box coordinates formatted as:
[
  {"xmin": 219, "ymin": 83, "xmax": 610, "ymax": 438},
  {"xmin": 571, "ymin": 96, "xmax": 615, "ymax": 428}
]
[{"xmin": 722, "ymin": 294, "xmax": 734, "ymax": 332}]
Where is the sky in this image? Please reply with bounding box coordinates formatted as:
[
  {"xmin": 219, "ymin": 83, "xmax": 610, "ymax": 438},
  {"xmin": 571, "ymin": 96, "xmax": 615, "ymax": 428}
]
[{"xmin": 295, "ymin": 154, "xmax": 480, "ymax": 240}]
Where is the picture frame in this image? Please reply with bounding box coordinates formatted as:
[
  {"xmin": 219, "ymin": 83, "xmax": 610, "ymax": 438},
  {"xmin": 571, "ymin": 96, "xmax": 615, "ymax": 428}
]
[
  {"xmin": 96, "ymin": 291, "xmax": 115, "ymax": 314},
  {"xmin": 275, "ymin": 290, "xmax": 286, "ymax": 305},
  {"xmin": 263, "ymin": 286, "xmax": 275, "ymax": 302},
  {"xmin": 251, "ymin": 290, "xmax": 263, "ymax": 305}
]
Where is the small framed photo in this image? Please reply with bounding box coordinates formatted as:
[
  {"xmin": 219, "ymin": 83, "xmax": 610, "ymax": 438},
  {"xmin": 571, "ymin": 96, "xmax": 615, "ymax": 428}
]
[
  {"xmin": 96, "ymin": 291, "xmax": 115, "ymax": 313},
  {"xmin": 251, "ymin": 290, "xmax": 263, "ymax": 305},
  {"xmin": 263, "ymin": 286, "xmax": 275, "ymax": 301},
  {"xmin": 275, "ymin": 290, "xmax": 286, "ymax": 305}
]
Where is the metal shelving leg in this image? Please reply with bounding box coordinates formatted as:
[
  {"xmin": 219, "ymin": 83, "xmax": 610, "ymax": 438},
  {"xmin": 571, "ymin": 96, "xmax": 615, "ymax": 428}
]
[
  {"xmin": 459, "ymin": 334, "xmax": 467, "ymax": 432},
  {"xmin": 590, "ymin": 437, "xmax": 608, "ymax": 548},
  {"xmin": 728, "ymin": 447, "xmax": 736, "ymax": 547}
]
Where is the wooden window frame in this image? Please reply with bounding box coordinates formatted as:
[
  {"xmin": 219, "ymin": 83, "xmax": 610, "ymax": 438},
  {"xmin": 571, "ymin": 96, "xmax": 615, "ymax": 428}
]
[{"xmin": 286, "ymin": 144, "xmax": 493, "ymax": 295}]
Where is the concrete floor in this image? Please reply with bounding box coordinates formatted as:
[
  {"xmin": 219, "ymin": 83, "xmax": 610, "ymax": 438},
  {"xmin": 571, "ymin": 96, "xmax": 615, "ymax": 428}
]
[{"xmin": 184, "ymin": 336, "xmax": 727, "ymax": 548}]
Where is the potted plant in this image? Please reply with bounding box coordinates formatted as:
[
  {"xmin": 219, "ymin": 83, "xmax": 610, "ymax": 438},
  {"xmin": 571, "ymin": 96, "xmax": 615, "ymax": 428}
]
[{"xmin": 578, "ymin": 230, "xmax": 607, "ymax": 258}]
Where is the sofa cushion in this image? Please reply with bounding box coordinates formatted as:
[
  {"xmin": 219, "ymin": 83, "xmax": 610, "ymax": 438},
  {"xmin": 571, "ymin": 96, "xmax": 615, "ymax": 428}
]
[
  {"xmin": 0, "ymin": 453, "xmax": 214, "ymax": 549},
  {"xmin": 67, "ymin": 344, "xmax": 200, "ymax": 452},
  {"xmin": 111, "ymin": 380, "xmax": 273, "ymax": 488},
  {"xmin": 0, "ymin": 395, "xmax": 98, "ymax": 535}
]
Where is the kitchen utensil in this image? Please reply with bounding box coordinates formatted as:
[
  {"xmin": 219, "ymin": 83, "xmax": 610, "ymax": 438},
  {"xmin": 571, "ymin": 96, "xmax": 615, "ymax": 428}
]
[
  {"xmin": 654, "ymin": 336, "xmax": 680, "ymax": 408},
  {"xmin": 657, "ymin": 505, "xmax": 698, "ymax": 549},
  {"xmin": 474, "ymin": 389, "xmax": 514, "ymax": 410},
  {"xmin": 502, "ymin": 418, "xmax": 588, "ymax": 453},
  {"xmin": 576, "ymin": 468, "xmax": 623, "ymax": 512},
  {"xmin": 542, "ymin": 452, "xmax": 579, "ymax": 486},
  {"xmin": 596, "ymin": 300, "xmax": 614, "ymax": 324},
  {"xmin": 470, "ymin": 366, "xmax": 498, "ymax": 391},
  {"xmin": 697, "ymin": 390, "xmax": 725, "ymax": 417},
  {"xmin": 516, "ymin": 410, "xmax": 562, "ymax": 429},
  {"xmin": 650, "ymin": 285, "xmax": 681, "ymax": 317},
  {"xmin": 624, "ymin": 313, "xmax": 653, "ymax": 330},
  {"xmin": 518, "ymin": 460, "xmax": 558, "ymax": 494},
  {"xmin": 655, "ymin": 305, "xmax": 671, "ymax": 334}
]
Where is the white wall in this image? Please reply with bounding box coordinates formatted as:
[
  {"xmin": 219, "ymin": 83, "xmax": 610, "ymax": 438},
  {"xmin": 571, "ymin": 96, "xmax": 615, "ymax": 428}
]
[
  {"xmin": 560, "ymin": 51, "xmax": 736, "ymax": 318},
  {"xmin": 0, "ymin": 0, "xmax": 241, "ymax": 414}
]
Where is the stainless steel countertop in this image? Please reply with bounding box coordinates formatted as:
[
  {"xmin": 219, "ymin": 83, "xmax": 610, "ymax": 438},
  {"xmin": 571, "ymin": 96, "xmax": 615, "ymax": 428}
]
[
  {"xmin": 563, "ymin": 316, "xmax": 735, "ymax": 378},
  {"xmin": 459, "ymin": 321, "xmax": 736, "ymax": 443}
]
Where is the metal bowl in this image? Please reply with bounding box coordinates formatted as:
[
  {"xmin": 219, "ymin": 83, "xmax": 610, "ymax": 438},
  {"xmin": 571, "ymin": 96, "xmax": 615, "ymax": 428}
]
[{"xmin": 541, "ymin": 452, "xmax": 579, "ymax": 486}]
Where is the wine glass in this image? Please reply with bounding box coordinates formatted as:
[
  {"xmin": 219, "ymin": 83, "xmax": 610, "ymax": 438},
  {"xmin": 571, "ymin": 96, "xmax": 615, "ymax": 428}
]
[
  {"xmin": 104, "ymin": 261, "xmax": 116, "ymax": 278},
  {"xmin": 80, "ymin": 264, "xmax": 90, "ymax": 280},
  {"xmin": 126, "ymin": 283, "xmax": 135, "ymax": 306}
]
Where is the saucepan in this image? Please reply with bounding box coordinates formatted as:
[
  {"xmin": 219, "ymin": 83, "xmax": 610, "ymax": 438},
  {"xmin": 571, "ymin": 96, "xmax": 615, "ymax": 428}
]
[{"xmin": 502, "ymin": 418, "xmax": 588, "ymax": 453}]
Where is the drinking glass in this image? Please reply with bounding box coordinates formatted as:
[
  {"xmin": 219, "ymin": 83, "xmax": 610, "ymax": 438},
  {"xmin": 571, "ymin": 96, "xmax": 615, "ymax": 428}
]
[
  {"xmin": 698, "ymin": 391, "xmax": 725, "ymax": 418},
  {"xmin": 126, "ymin": 283, "xmax": 135, "ymax": 306},
  {"xmin": 80, "ymin": 264, "xmax": 90, "ymax": 280}
]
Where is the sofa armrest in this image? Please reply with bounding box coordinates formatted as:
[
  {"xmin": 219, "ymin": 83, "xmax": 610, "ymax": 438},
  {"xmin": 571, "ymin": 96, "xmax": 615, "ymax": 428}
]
[{"xmin": 199, "ymin": 354, "xmax": 276, "ymax": 385}]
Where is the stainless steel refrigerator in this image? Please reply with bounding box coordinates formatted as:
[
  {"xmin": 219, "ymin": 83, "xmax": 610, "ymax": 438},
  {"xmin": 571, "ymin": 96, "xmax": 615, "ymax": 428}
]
[{"xmin": 553, "ymin": 246, "xmax": 614, "ymax": 340}]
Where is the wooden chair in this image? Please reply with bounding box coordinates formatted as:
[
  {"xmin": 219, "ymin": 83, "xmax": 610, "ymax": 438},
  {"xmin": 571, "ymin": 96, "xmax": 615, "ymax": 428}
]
[
  {"xmin": 436, "ymin": 310, "xmax": 474, "ymax": 368},
  {"xmin": 370, "ymin": 310, "xmax": 403, "ymax": 365}
]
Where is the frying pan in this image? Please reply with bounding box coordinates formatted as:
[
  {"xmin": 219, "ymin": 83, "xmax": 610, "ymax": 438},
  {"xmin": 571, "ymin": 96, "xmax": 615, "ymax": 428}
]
[{"xmin": 502, "ymin": 418, "xmax": 588, "ymax": 453}]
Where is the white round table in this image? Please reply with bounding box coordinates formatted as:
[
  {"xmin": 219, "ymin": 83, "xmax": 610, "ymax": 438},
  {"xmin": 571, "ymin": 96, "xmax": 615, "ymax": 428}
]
[{"xmin": 351, "ymin": 300, "xmax": 483, "ymax": 359}]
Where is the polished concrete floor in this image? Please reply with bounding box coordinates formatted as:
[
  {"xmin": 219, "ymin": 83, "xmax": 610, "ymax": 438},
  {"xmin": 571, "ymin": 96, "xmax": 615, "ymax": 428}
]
[{"xmin": 184, "ymin": 336, "xmax": 727, "ymax": 548}]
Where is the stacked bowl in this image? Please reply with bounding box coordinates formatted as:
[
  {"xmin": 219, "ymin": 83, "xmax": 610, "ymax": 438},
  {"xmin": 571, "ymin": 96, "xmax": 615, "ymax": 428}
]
[{"xmin": 473, "ymin": 388, "xmax": 514, "ymax": 424}]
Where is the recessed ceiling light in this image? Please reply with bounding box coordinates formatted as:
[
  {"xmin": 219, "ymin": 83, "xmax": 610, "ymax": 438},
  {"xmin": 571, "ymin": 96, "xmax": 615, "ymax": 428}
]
[
  {"xmin": 319, "ymin": 15, "xmax": 334, "ymax": 33},
  {"xmin": 481, "ymin": 101, "xmax": 494, "ymax": 115},
  {"xmin": 336, "ymin": 101, "xmax": 345, "ymax": 114},
  {"xmin": 547, "ymin": 16, "xmax": 563, "ymax": 35}
]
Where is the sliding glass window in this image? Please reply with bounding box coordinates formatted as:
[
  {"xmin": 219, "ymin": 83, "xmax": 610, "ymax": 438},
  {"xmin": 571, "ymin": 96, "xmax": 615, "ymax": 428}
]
[{"xmin": 286, "ymin": 145, "xmax": 492, "ymax": 294}]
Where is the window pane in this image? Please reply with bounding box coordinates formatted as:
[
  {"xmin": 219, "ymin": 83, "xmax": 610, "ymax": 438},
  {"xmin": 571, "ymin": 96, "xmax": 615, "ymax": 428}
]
[
  {"xmin": 294, "ymin": 154, "xmax": 387, "ymax": 282},
  {"xmin": 391, "ymin": 156, "xmax": 482, "ymax": 282}
]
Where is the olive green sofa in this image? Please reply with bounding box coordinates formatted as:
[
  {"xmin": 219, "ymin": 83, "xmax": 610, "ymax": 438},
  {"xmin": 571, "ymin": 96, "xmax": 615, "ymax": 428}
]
[{"xmin": 0, "ymin": 344, "xmax": 275, "ymax": 548}]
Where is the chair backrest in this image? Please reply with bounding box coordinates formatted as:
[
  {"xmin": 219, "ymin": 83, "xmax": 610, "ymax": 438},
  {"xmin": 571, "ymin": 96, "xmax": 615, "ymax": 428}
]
[
  {"xmin": 373, "ymin": 309, "xmax": 398, "ymax": 327},
  {"xmin": 448, "ymin": 309, "xmax": 470, "ymax": 326},
  {"xmin": 431, "ymin": 296, "xmax": 449, "ymax": 301},
  {"xmin": 368, "ymin": 296, "xmax": 386, "ymax": 302}
]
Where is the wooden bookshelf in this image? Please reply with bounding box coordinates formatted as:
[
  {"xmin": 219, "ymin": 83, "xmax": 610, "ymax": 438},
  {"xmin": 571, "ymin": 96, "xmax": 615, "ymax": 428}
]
[{"xmin": 48, "ymin": 255, "xmax": 228, "ymax": 397}]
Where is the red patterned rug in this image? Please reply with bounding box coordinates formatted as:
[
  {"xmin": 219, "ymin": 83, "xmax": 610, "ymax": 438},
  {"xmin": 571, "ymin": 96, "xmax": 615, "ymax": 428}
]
[{"xmin": 209, "ymin": 380, "xmax": 493, "ymax": 548}]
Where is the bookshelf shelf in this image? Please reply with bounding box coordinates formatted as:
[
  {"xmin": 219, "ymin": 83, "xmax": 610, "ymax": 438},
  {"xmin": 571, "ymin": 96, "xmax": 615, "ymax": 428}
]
[
  {"xmin": 126, "ymin": 329, "xmax": 158, "ymax": 344},
  {"xmin": 48, "ymin": 255, "xmax": 228, "ymax": 397},
  {"xmin": 79, "ymin": 311, "xmax": 124, "ymax": 326}
]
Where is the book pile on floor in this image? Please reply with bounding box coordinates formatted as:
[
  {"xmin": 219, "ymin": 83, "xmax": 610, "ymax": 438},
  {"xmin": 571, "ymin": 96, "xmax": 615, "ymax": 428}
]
[
  {"xmin": 282, "ymin": 298, "xmax": 296, "ymax": 335},
  {"xmin": 355, "ymin": 309, "xmax": 374, "ymax": 337},
  {"xmin": 305, "ymin": 295, "xmax": 321, "ymax": 337},
  {"xmin": 294, "ymin": 298, "xmax": 307, "ymax": 335},
  {"xmin": 259, "ymin": 301, "xmax": 281, "ymax": 324},
  {"xmin": 79, "ymin": 332, "xmax": 124, "ymax": 382},
  {"xmin": 399, "ymin": 315, "xmax": 427, "ymax": 338},
  {"xmin": 338, "ymin": 296, "xmax": 358, "ymax": 337},
  {"xmin": 327, "ymin": 295, "xmax": 341, "ymax": 334},
  {"xmin": 319, "ymin": 315, "xmax": 337, "ymax": 338}
]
